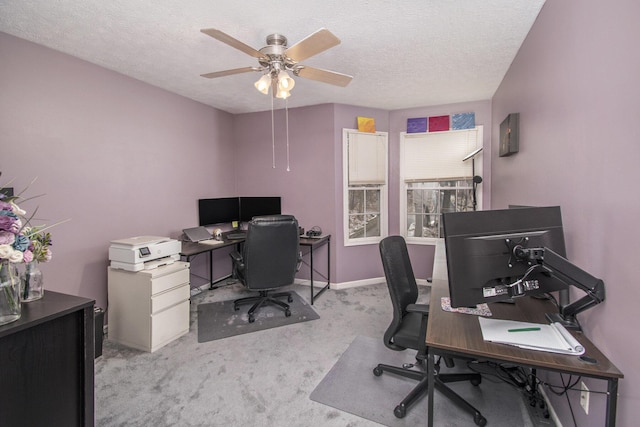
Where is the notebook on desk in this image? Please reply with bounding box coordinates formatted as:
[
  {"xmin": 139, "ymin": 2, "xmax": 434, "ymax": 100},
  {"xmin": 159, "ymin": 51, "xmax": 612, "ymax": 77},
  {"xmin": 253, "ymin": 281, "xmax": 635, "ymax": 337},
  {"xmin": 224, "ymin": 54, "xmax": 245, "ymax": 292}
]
[{"xmin": 478, "ymin": 317, "xmax": 585, "ymax": 355}]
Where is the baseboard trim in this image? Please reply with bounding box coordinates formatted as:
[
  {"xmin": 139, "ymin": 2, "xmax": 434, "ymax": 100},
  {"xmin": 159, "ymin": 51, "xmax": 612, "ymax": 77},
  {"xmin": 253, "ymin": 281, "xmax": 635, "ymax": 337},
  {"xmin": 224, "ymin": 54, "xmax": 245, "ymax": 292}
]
[
  {"xmin": 538, "ymin": 383, "xmax": 562, "ymax": 427},
  {"xmin": 294, "ymin": 277, "xmax": 430, "ymax": 290}
]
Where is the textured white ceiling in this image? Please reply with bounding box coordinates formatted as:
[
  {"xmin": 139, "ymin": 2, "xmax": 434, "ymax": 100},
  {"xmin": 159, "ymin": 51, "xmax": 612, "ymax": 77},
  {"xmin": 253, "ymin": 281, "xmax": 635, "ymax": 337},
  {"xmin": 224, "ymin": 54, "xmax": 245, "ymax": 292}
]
[{"xmin": 0, "ymin": 0, "xmax": 545, "ymax": 114}]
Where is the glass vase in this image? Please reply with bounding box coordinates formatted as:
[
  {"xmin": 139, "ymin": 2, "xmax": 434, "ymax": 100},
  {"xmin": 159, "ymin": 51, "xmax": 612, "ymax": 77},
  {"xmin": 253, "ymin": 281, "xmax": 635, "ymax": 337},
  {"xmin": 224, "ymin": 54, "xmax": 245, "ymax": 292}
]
[
  {"xmin": 0, "ymin": 260, "xmax": 21, "ymax": 325},
  {"xmin": 20, "ymin": 261, "xmax": 44, "ymax": 302}
]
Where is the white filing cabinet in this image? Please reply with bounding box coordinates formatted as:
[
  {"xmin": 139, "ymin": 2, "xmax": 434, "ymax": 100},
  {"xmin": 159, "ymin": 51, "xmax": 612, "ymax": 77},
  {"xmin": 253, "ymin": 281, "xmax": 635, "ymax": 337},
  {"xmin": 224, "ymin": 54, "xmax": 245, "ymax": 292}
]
[{"xmin": 108, "ymin": 261, "xmax": 190, "ymax": 352}]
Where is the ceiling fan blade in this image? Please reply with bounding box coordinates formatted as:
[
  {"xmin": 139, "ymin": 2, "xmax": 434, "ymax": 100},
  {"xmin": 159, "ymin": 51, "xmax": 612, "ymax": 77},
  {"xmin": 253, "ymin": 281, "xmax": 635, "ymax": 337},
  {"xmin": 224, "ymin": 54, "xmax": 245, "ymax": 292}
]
[
  {"xmin": 201, "ymin": 28, "xmax": 268, "ymax": 60},
  {"xmin": 285, "ymin": 28, "xmax": 341, "ymax": 62},
  {"xmin": 295, "ymin": 66, "xmax": 353, "ymax": 87},
  {"xmin": 201, "ymin": 67, "xmax": 260, "ymax": 79}
]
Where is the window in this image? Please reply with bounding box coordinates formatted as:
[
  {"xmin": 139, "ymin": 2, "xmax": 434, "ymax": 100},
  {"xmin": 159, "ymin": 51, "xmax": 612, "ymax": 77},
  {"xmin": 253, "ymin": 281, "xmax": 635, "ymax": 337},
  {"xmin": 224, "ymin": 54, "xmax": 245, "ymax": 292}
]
[
  {"xmin": 406, "ymin": 179, "xmax": 474, "ymax": 238},
  {"xmin": 343, "ymin": 129, "xmax": 388, "ymax": 246},
  {"xmin": 400, "ymin": 126, "xmax": 483, "ymax": 242}
]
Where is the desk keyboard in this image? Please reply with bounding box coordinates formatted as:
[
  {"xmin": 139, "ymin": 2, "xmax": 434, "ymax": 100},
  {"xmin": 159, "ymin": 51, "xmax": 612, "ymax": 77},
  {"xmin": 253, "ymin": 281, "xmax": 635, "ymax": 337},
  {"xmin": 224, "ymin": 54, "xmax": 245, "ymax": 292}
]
[{"xmin": 226, "ymin": 233, "xmax": 246, "ymax": 240}]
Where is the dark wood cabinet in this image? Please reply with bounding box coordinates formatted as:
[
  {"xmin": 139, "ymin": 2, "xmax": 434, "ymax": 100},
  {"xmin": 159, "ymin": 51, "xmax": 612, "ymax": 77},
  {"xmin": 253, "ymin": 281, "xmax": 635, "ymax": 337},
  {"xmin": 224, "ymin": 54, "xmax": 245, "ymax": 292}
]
[{"xmin": 0, "ymin": 291, "xmax": 95, "ymax": 426}]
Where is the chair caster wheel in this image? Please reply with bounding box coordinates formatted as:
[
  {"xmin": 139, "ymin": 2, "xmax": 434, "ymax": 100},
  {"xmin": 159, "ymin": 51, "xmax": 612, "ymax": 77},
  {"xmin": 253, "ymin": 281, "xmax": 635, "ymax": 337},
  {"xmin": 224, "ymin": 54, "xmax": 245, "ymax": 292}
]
[
  {"xmin": 394, "ymin": 405, "xmax": 406, "ymax": 418},
  {"xmin": 248, "ymin": 315, "xmax": 255, "ymax": 323},
  {"xmin": 288, "ymin": 296, "xmax": 294, "ymax": 302},
  {"xmin": 373, "ymin": 367, "xmax": 383, "ymax": 376},
  {"xmin": 474, "ymin": 413, "xmax": 487, "ymax": 426},
  {"xmin": 234, "ymin": 305, "xmax": 239, "ymax": 311},
  {"xmin": 285, "ymin": 309, "xmax": 291, "ymax": 317},
  {"xmin": 471, "ymin": 377, "xmax": 481, "ymax": 386}
]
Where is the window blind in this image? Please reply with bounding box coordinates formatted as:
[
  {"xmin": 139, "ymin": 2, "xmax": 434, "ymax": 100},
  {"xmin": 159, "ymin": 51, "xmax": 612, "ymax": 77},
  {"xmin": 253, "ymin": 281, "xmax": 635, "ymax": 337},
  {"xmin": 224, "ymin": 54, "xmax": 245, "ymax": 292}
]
[
  {"xmin": 347, "ymin": 131, "xmax": 387, "ymax": 185},
  {"xmin": 402, "ymin": 127, "xmax": 482, "ymax": 181}
]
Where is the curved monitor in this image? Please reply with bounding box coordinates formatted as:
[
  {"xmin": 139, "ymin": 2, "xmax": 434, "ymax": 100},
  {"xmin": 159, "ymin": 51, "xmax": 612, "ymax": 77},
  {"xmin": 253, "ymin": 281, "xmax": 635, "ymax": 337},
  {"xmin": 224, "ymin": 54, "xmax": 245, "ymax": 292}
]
[{"xmin": 442, "ymin": 206, "xmax": 568, "ymax": 308}]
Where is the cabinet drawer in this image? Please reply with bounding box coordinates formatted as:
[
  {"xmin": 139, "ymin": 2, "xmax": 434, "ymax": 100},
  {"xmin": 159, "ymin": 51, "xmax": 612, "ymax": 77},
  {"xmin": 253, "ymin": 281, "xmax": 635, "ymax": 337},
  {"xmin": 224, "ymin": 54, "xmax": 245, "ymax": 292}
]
[
  {"xmin": 150, "ymin": 267, "xmax": 189, "ymax": 295},
  {"xmin": 151, "ymin": 300, "xmax": 189, "ymax": 351},
  {"xmin": 151, "ymin": 284, "xmax": 189, "ymax": 313}
]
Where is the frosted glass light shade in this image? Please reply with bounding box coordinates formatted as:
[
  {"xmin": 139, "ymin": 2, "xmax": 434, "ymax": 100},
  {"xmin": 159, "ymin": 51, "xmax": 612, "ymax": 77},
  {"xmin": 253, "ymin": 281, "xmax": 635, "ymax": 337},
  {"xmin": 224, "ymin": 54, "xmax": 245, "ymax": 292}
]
[
  {"xmin": 275, "ymin": 88, "xmax": 291, "ymax": 99},
  {"xmin": 277, "ymin": 71, "xmax": 295, "ymax": 91},
  {"xmin": 254, "ymin": 74, "xmax": 271, "ymax": 95}
]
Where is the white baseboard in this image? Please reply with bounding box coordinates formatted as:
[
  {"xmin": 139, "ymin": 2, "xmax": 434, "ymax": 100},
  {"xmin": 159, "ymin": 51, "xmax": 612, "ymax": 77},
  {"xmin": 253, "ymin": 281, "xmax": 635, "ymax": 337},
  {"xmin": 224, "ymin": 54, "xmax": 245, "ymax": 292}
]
[
  {"xmin": 294, "ymin": 277, "xmax": 430, "ymax": 290},
  {"xmin": 538, "ymin": 383, "xmax": 562, "ymax": 427}
]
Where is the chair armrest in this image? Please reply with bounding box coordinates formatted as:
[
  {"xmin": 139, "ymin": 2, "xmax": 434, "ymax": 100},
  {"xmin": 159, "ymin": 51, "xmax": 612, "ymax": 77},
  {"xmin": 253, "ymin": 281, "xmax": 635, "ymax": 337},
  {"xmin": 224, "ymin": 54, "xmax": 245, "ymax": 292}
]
[
  {"xmin": 407, "ymin": 303, "xmax": 429, "ymax": 316},
  {"xmin": 229, "ymin": 250, "xmax": 244, "ymax": 267}
]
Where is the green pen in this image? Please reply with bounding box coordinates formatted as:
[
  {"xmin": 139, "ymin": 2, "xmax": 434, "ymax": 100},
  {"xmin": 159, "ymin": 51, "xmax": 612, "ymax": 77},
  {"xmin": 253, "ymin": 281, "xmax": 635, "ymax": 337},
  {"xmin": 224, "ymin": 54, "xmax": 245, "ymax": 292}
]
[{"xmin": 508, "ymin": 327, "xmax": 541, "ymax": 332}]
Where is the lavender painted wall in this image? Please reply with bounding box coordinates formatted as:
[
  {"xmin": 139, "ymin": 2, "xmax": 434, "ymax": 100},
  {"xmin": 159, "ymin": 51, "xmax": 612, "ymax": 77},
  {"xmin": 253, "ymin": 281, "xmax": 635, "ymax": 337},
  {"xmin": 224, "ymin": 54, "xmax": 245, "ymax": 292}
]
[
  {"xmin": 233, "ymin": 103, "xmax": 391, "ymax": 284},
  {"xmin": 233, "ymin": 104, "xmax": 337, "ymax": 281},
  {"xmin": 1, "ymin": 33, "xmax": 236, "ymax": 311},
  {"xmin": 492, "ymin": 1, "xmax": 638, "ymax": 425}
]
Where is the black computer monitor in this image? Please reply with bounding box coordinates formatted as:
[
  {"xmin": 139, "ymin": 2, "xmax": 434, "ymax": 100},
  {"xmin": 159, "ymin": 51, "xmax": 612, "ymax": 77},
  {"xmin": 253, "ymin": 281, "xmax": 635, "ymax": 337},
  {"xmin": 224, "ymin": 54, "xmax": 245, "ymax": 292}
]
[
  {"xmin": 198, "ymin": 197, "xmax": 240, "ymax": 226},
  {"xmin": 239, "ymin": 197, "xmax": 281, "ymax": 222},
  {"xmin": 442, "ymin": 206, "xmax": 569, "ymax": 308}
]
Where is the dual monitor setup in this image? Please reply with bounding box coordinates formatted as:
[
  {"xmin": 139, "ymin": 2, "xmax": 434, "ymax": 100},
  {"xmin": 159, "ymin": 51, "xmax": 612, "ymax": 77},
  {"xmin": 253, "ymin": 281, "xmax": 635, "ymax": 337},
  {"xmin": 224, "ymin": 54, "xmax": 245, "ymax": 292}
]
[
  {"xmin": 198, "ymin": 196, "xmax": 281, "ymax": 228},
  {"xmin": 442, "ymin": 206, "xmax": 605, "ymax": 331}
]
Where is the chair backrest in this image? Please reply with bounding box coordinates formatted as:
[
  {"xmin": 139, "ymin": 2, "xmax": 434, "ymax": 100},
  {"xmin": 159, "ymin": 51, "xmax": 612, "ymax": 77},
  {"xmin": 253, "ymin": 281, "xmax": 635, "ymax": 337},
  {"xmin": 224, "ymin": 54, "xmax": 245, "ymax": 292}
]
[
  {"xmin": 379, "ymin": 235, "xmax": 419, "ymax": 350},
  {"xmin": 242, "ymin": 215, "xmax": 300, "ymax": 290}
]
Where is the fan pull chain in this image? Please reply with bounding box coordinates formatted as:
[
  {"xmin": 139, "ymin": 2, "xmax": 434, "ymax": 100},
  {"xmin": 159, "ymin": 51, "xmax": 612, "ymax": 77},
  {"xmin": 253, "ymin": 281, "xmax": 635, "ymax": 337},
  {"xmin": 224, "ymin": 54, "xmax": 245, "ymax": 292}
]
[
  {"xmin": 285, "ymin": 99, "xmax": 290, "ymax": 172},
  {"xmin": 271, "ymin": 95, "xmax": 276, "ymax": 169}
]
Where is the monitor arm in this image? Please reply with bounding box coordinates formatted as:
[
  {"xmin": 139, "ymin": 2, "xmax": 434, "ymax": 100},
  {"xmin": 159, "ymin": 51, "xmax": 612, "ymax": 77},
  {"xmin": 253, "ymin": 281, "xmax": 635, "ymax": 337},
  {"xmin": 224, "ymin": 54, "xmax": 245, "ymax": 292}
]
[{"xmin": 513, "ymin": 246, "xmax": 605, "ymax": 330}]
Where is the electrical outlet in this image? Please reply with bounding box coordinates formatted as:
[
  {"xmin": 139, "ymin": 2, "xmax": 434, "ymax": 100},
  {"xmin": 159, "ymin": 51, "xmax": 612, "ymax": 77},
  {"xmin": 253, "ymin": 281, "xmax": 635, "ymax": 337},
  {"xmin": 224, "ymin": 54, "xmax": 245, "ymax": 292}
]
[{"xmin": 580, "ymin": 381, "xmax": 590, "ymax": 414}]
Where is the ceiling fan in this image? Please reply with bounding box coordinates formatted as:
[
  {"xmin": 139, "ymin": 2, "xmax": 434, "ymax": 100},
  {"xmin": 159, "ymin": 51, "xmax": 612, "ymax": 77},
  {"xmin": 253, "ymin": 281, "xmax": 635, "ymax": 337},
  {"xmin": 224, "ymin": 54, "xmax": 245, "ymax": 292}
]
[{"xmin": 200, "ymin": 28, "xmax": 352, "ymax": 99}]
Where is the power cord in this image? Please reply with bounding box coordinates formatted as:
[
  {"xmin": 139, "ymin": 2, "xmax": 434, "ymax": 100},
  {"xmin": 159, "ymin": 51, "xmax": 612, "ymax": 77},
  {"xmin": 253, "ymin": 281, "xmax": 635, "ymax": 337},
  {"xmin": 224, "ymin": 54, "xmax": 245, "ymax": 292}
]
[{"xmin": 466, "ymin": 361, "xmax": 550, "ymax": 418}]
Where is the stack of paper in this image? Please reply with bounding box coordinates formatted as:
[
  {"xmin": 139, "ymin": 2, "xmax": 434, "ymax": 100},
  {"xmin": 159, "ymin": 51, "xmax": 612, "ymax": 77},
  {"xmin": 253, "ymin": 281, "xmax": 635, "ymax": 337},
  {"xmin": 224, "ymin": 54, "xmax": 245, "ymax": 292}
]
[{"xmin": 478, "ymin": 317, "xmax": 585, "ymax": 355}]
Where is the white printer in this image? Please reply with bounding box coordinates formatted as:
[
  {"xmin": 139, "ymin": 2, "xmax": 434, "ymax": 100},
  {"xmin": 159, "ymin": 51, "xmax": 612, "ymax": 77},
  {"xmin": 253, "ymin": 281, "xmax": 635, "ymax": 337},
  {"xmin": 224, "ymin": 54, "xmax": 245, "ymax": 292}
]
[{"xmin": 109, "ymin": 236, "xmax": 182, "ymax": 272}]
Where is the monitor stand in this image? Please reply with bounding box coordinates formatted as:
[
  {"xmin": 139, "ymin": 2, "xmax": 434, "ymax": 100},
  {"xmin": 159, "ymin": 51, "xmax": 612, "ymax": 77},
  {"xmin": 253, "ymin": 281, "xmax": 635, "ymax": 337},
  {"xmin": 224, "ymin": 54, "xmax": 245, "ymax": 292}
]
[{"xmin": 545, "ymin": 312, "xmax": 581, "ymax": 331}]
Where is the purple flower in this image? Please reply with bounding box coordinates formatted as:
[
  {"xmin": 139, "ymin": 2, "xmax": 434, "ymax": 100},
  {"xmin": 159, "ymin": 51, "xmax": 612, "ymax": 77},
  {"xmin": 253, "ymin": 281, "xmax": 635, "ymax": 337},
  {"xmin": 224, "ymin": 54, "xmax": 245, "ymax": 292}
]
[
  {"xmin": 22, "ymin": 250, "xmax": 33, "ymax": 263},
  {"xmin": 0, "ymin": 211, "xmax": 20, "ymax": 232},
  {"xmin": 0, "ymin": 230, "xmax": 15, "ymax": 245}
]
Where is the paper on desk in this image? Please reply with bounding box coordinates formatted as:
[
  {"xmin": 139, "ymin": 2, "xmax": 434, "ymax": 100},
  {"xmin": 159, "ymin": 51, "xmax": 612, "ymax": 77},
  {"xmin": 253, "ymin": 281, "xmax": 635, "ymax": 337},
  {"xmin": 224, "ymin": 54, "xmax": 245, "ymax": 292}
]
[
  {"xmin": 478, "ymin": 317, "xmax": 585, "ymax": 355},
  {"xmin": 198, "ymin": 239, "xmax": 224, "ymax": 245}
]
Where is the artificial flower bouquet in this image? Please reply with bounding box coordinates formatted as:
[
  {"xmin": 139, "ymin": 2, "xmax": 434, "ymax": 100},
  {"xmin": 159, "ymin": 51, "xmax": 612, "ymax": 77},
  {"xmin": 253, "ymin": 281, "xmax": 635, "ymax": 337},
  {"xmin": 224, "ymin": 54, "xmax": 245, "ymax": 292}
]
[{"xmin": 0, "ymin": 176, "xmax": 57, "ymax": 323}]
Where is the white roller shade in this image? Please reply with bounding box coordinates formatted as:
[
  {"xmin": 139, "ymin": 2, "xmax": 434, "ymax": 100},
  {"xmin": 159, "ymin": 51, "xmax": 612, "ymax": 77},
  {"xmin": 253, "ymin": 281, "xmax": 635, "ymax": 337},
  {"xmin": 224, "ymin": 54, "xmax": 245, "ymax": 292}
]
[
  {"xmin": 402, "ymin": 127, "xmax": 482, "ymax": 181},
  {"xmin": 347, "ymin": 131, "xmax": 387, "ymax": 185}
]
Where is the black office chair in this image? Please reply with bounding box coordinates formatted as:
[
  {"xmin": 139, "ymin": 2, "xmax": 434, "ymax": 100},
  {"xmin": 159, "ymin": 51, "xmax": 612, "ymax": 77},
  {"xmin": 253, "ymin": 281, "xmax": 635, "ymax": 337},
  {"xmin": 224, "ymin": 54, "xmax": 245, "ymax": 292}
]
[
  {"xmin": 230, "ymin": 215, "xmax": 301, "ymax": 323},
  {"xmin": 373, "ymin": 235, "xmax": 486, "ymax": 426}
]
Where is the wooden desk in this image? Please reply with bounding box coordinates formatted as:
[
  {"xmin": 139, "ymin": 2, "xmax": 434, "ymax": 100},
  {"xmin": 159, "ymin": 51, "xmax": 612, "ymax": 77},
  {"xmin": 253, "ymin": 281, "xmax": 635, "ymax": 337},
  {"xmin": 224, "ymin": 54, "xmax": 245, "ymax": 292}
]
[
  {"xmin": 180, "ymin": 233, "xmax": 331, "ymax": 304},
  {"xmin": 180, "ymin": 235, "xmax": 242, "ymax": 289},
  {"xmin": 299, "ymin": 235, "xmax": 331, "ymax": 304},
  {"xmin": 425, "ymin": 279, "xmax": 623, "ymax": 426}
]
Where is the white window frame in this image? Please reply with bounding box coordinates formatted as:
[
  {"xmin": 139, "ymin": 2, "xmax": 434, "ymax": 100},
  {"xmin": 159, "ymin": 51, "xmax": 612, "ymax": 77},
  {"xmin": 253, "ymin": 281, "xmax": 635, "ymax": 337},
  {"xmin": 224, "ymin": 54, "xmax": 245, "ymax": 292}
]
[
  {"xmin": 343, "ymin": 129, "xmax": 389, "ymax": 246},
  {"xmin": 400, "ymin": 126, "xmax": 483, "ymax": 245}
]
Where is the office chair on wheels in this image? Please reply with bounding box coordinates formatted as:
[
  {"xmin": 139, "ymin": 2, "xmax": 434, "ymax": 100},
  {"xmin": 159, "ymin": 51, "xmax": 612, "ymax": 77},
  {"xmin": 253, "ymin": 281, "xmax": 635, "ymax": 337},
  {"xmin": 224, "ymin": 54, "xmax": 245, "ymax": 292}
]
[
  {"xmin": 374, "ymin": 235, "xmax": 487, "ymax": 426},
  {"xmin": 230, "ymin": 215, "xmax": 301, "ymax": 323}
]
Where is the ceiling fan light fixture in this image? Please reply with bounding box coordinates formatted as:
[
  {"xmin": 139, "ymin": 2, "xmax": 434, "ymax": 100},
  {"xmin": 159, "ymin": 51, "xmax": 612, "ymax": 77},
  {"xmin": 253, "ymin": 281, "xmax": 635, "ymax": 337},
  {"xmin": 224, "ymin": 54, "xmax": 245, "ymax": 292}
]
[
  {"xmin": 275, "ymin": 89, "xmax": 291, "ymax": 99},
  {"xmin": 254, "ymin": 74, "xmax": 272, "ymax": 95},
  {"xmin": 277, "ymin": 70, "xmax": 295, "ymax": 91}
]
